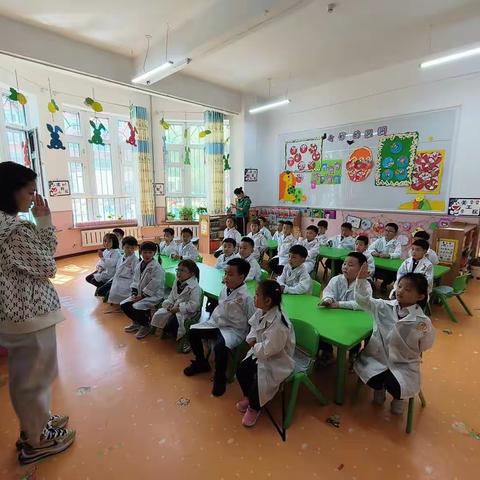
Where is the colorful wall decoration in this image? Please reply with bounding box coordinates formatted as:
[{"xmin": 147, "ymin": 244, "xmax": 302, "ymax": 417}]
[
  {"xmin": 346, "ymin": 147, "xmax": 373, "ymax": 182},
  {"xmin": 244, "ymin": 168, "xmax": 258, "ymax": 182},
  {"xmin": 408, "ymin": 150, "xmax": 444, "ymax": 195},
  {"xmin": 375, "ymin": 132, "xmax": 419, "ymax": 186},
  {"xmin": 448, "ymin": 198, "xmax": 480, "ymax": 217},
  {"xmin": 279, "ymin": 171, "xmax": 307, "ymax": 204},
  {"xmin": 311, "ymin": 160, "xmax": 342, "ymax": 186},
  {"xmin": 46, "ymin": 124, "xmax": 66, "ymax": 150},
  {"xmin": 285, "ymin": 138, "xmax": 322, "ymax": 172},
  {"xmin": 48, "ymin": 180, "xmax": 70, "ymax": 197}
]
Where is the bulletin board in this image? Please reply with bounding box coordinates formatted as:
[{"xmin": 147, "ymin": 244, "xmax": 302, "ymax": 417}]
[{"xmin": 278, "ymin": 107, "xmax": 459, "ymax": 214}]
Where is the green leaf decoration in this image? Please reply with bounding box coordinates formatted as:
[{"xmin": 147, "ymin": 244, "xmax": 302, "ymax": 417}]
[
  {"xmin": 223, "ymin": 153, "xmax": 231, "ymax": 171},
  {"xmin": 184, "ymin": 146, "xmax": 191, "ymax": 165},
  {"xmin": 161, "ymin": 117, "xmax": 170, "ymax": 130},
  {"xmin": 8, "ymin": 87, "xmax": 18, "ymax": 101},
  {"xmin": 84, "ymin": 97, "xmax": 94, "ymax": 106}
]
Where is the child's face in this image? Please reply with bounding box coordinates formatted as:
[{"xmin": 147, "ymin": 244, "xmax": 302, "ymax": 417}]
[
  {"xmin": 385, "ymin": 226, "xmax": 397, "ymax": 241},
  {"xmin": 282, "ymin": 224, "xmax": 293, "ymax": 236},
  {"xmin": 355, "ymin": 240, "xmax": 367, "ymax": 253},
  {"xmin": 123, "ymin": 244, "xmax": 135, "ymax": 257},
  {"xmin": 181, "ymin": 232, "xmax": 192, "ymax": 244},
  {"xmin": 226, "ymin": 218, "xmax": 234, "ymax": 229},
  {"xmin": 341, "ymin": 227, "xmax": 352, "ymax": 238},
  {"xmin": 318, "ymin": 226, "xmax": 327, "ymax": 235},
  {"xmin": 342, "ymin": 256, "xmax": 361, "ymax": 281},
  {"xmin": 103, "ymin": 237, "xmax": 113, "ymax": 249},
  {"xmin": 176, "ymin": 265, "xmax": 193, "ymax": 282},
  {"xmin": 305, "ymin": 229, "xmax": 317, "ymax": 242},
  {"xmin": 288, "ymin": 252, "xmax": 305, "ymax": 268},
  {"xmin": 164, "ymin": 232, "xmax": 173, "ymax": 243},
  {"xmin": 239, "ymin": 241, "xmax": 253, "ymax": 258},
  {"xmin": 223, "ymin": 242, "xmax": 235, "ymax": 257},
  {"xmin": 141, "ymin": 250, "xmax": 155, "ymax": 262},
  {"xmin": 250, "ymin": 223, "xmax": 260, "ymax": 234},
  {"xmin": 254, "ymin": 286, "xmax": 272, "ymax": 311},
  {"xmin": 277, "ymin": 223, "xmax": 283, "ymax": 232},
  {"xmin": 224, "ymin": 265, "xmax": 244, "ymax": 289},
  {"xmin": 411, "ymin": 245, "xmax": 427, "ymax": 261},
  {"xmin": 396, "ymin": 278, "xmax": 425, "ymax": 308}
]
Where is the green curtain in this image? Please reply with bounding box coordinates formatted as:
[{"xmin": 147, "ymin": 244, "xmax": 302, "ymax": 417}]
[{"xmin": 204, "ymin": 111, "xmax": 224, "ymax": 214}]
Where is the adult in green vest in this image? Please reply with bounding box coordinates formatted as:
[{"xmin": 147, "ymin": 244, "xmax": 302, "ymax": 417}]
[{"xmin": 232, "ymin": 187, "xmax": 251, "ymax": 236}]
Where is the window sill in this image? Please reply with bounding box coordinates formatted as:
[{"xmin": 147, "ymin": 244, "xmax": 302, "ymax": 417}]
[{"xmin": 73, "ymin": 219, "xmax": 138, "ymax": 230}]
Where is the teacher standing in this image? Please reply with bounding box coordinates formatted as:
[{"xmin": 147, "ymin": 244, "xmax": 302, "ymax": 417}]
[
  {"xmin": 232, "ymin": 187, "xmax": 252, "ymax": 236},
  {"xmin": 0, "ymin": 161, "xmax": 75, "ymax": 465}
]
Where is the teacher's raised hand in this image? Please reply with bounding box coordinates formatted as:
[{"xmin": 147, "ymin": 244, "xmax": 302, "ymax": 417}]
[{"xmin": 32, "ymin": 193, "xmax": 51, "ymax": 218}]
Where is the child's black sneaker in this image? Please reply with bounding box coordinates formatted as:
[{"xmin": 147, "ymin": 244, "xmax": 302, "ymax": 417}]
[{"xmin": 183, "ymin": 360, "xmax": 211, "ymax": 376}]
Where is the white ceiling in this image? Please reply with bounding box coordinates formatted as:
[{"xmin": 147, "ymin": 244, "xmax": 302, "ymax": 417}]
[{"xmin": 0, "ymin": 0, "xmax": 479, "ymax": 95}]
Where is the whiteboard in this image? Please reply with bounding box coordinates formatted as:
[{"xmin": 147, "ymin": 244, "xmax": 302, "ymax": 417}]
[{"xmin": 278, "ymin": 107, "xmax": 459, "ymax": 214}]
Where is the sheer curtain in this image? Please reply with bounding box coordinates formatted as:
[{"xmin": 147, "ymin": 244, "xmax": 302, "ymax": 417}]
[{"xmin": 204, "ymin": 111, "xmax": 224, "ymax": 214}]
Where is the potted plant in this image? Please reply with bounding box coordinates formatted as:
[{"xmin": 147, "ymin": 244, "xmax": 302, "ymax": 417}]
[
  {"xmin": 179, "ymin": 206, "xmax": 194, "ymax": 221},
  {"xmin": 166, "ymin": 211, "xmax": 176, "ymax": 220},
  {"xmin": 470, "ymin": 257, "xmax": 480, "ymax": 279}
]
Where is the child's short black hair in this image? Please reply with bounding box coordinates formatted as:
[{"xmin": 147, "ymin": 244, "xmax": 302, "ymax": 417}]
[
  {"xmin": 122, "ymin": 236, "xmax": 138, "ymax": 247},
  {"xmin": 223, "ymin": 238, "xmax": 237, "ymax": 248},
  {"xmin": 240, "ymin": 237, "xmax": 255, "ymax": 248},
  {"xmin": 257, "ymin": 280, "xmax": 282, "ymax": 308},
  {"xmin": 412, "ymin": 239, "xmax": 429, "ymax": 251},
  {"xmin": 113, "ymin": 228, "xmax": 125, "ymax": 237},
  {"xmin": 283, "ymin": 220, "xmax": 293, "ymax": 227},
  {"xmin": 289, "ymin": 244, "xmax": 308, "ymax": 258},
  {"xmin": 356, "ymin": 235, "xmax": 369, "ymax": 246},
  {"xmin": 163, "ymin": 227, "xmax": 175, "ymax": 236},
  {"xmin": 250, "ymin": 219, "xmax": 260, "ymax": 226},
  {"xmin": 181, "ymin": 227, "xmax": 193, "ymax": 237},
  {"xmin": 277, "ymin": 220, "xmax": 285, "ymax": 225},
  {"xmin": 317, "ymin": 220, "xmax": 328, "ymax": 229},
  {"xmin": 104, "ymin": 233, "xmax": 119, "ymax": 249},
  {"xmin": 341, "ymin": 222, "xmax": 353, "ymax": 230},
  {"xmin": 178, "ymin": 259, "xmax": 200, "ymax": 280},
  {"xmin": 226, "ymin": 257, "xmax": 251, "ymax": 278},
  {"xmin": 259, "ymin": 216, "xmax": 268, "ymax": 223},
  {"xmin": 140, "ymin": 241, "xmax": 158, "ymax": 253},
  {"xmin": 414, "ymin": 230, "xmax": 430, "ymax": 241},
  {"xmin": 346, "ymin": 251, "xmax": 367, "ymax": 265},
  {"xmin": 398, "ymin": 273, "xmax": 429, "ymax": 307},
  {"xmin": 386, "ymin": 222, "xmax": 399, "ymax": 233},
  {"xmin": 306, "ymin": 225, "xmax": 319, "ymax": 234}
]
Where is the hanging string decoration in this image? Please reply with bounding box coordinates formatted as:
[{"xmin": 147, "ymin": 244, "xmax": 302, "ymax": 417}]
[
  {"xmin": 46, "ymin": 124, "xmax": 66, "ymax": 150},
  {"xmin": 84, "ymin": 97, "xmax": 103, "ymax": 113},
  {"xmin": 8, "ymin": 87, "xmax": 27, "ymax": 105},
  {"xmin": 223, "ymin": 153, "xmax": 231, "ymax": 171},
  {"xmin": 88, "ymin": 120, "xmax": 106, "ymax": 145},
  {"xmin": 198, "ymin": 129, "xmax": 211, "ymax": 138},
  {"xmin": 160, "ymin": 117, "xmax": 170, "ymax": 130},
  {"xmin": 126, "ymin": 121, "xmax": 138, "ymax": 147},
  {"xmin": 48, "ymin": 98, "xmax": 59, "ymax": 114}
]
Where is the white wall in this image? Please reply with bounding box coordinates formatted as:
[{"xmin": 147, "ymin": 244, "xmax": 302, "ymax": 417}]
[{"xmin": 244, "ymin": 54, "xmax": 480, "ymax": 207}]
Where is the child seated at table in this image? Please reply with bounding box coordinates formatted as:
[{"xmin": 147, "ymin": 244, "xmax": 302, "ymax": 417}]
[
  {"xmin": 409, "ymin": 230, "xmax": 439, "ymax": 265},
  {"xmin": 272, "ymin": 220, "xmax": 285, "ymax": 242},
  {"xmin": 185, "ymin": 258, "xmax": 256, "ymax": 396},
  {"xmin": 391, "ymin": 239, "xmax": 433, "ymax": 298},
  {"xmin": 298, "ymin": 225, "xmax": 321, "ymax": 274},
  {"xmin": 158, "ymin": 227, "xmax": 178, "ymax": 257},
  {"xmin": 215, "ymin": 238, "xmax": 239, "ymax": 270},
  {"xmin": 326, "ymin": 222, "xmax": 356, "ymax": 273},
  {"xmin": 268, "ymin": 221, "xmax": 296, "ymax": 275},
  {"xmin": 247, "ymin": 218, "xmax": 267, "ymax": 261},
  {"xmin": 238, "ymin": 237, "xmax": 262, "ymax": 281},
  {"xmin": 317, "ymin": 220, "xmax": 329, "ymax": 245},
  {"xmin": 355, "ymin": 235, "xmax": 375, "ymax": 284},
  {"xmin": 277, "ymin": 245, "xmax": 312, "ymax": 294},
  {"xmin": 354, "ymin": 264, "xmax": 435, "ymax": 415},
  {"xmin": 236, "ymin": 280, "xmax": 295, "ymax": 427},
  {"xmin": 151, "ymin": 259, "xmax": 202, "ymax": 352},
  {"xmin": 173, "ymin": 228, "xmax": 198, "ymax": 261},
  {"xmin": 214, "ymin": 216, "xmax": 242, "ymax": 258},
  {"xmin": 258, "ymin": 216, "xmax": 272, "ymax": 241},
  {"xmin": 318, "ymin": 252, "xmax": 372, "ymax": 366},
  {"xmin": 122, "ymin": 242, "xmax": 165, "ymax": 340}
]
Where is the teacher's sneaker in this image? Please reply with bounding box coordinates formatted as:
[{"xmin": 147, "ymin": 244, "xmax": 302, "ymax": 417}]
[
  {"xmin": 242, "ymin": 407, "xmax": 261, "ymax": 427},
  {"xmin": 391, "ymin": 399, "xmax": 405, "ymax": 415},
  {"xmin": 18, "ymin": 427, "xmax": 76, "ymax": 465},
  {"xmin": 373, "ymin": 389, "xmax": 386, "ymax": 406},
  {"xmin": 16, "ymin": 414, "xmax": 69, "ymax": 450}
]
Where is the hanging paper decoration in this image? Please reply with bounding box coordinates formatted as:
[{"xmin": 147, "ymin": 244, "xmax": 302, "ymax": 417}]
[
  {"xmin": 48, "ymin": 99, "xmax": 59, "ymax": 114},
  {"xmin": 88, "ymin": 120, "xmax": 106, "ymax": 146},
  {"xmin": 311, "ymin": 160, "xmax": 342, "ymax": 185},
  {"xmin": 346, "ymin": 147, "xmax": 373, "ymax": 182},
  {"xmin": 223, "ymin": 153, "xmax": 231, "ymax": 171},
  {"xmin": 375, "ymin": 132, "xmax": 418, "ymax": 186},
  {"xmin": 46, "ymin": 124, "xmax": 66, "ymax": 150},
  {"xmin": 160, "ymin": 117, "xmax": 170, "ymax": 130},
  {"xmin": 8, "ymin": 87, "xmax": 27, "ymax": 105},
  {"xmin": 198, "ymin": 129, "xmax": 211, "ymax": 138},
  {"xmin": 84, "ymin": 97, "xmax": 103, "ymax": 113},
  {"xmin": 126, "ymin": 121, "xmax": 138, "ymax": 147},
  {"xmin": 279, "ymin": 171, "xmax": 307, "ymax": 204},
  {"xmin": 407, "ymin": 150, "xmax": 445, "ymax": 195},
  {"xmin": 184, "ymin": 146, "xmax": 191, "ymax": 165},
  {"xmin": 285, "ymin": 138, "xmax": 322, "ymax": 172}
]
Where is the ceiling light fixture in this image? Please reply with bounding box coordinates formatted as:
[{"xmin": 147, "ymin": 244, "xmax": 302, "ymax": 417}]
[
  {"xmin": 249, "ymin": 98, "xmax": 290, "ymax": 114},
  {"xmin": 420, "ymin": 46, "xmax": 480, "ymax": 69},
  {"xmin": 132, "ymin": 59, "xmax": 191, "ymax": 84}
]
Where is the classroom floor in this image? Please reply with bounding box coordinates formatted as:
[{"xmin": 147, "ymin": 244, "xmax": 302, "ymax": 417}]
[{"xmin": 1, "ymin": 253, "xmax": 480, "ymax": 480}]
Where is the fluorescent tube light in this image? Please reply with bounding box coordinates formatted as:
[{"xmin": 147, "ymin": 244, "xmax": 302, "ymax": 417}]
[
  {"xmin": 249, "ymin": 98, "xmax": 291, "ymax": 114},
  {"xmin": 420, "ymin": 46, "xmax": 480, "ymax": 69},
  {"xmin": 132, "ymin": 58, "xmax": 191, "ymax": 85}
]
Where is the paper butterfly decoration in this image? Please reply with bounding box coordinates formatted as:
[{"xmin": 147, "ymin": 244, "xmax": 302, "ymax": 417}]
[
  {"xmin": 8, "ymin": 87, "xmax": 27, "ymax": 105},
  {"xmin": 88, "ymin": 120, "xmax": 106, "ymax": 145},
  {"xmin": 84, "ymin": 97, "xmax": 103, "ymax": 113},
  {"xmin": 46, "ymin": 124, "xmax": 66, "ymax": 150},
  {"xmin": 126, "ymin": 121, "xmax": 137, "ymax": 147}
]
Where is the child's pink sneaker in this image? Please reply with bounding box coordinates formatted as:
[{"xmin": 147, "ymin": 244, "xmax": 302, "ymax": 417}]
[
  {"xmin": 236, "ymin": 398, "xmax": 249, "ymax": 413},
  {"xmin": 242, "ymin": 407, "xmax": 261, "ymax": 427}
]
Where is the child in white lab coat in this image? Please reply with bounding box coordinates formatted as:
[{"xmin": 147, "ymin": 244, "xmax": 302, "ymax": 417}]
[
  {"xmin": 326, "ymin": 222, "xmax": 356, "ymax": 273},
  {"xmin": 277, "ymin": 244, "xmax": 312, "ymax": 295},
  {"xmin": 355, "ymin": 235, "xmax": 375, "ymax": 283},
  {"xmin": 317, "ymin": 219, "xmax": 329, "ymax": 245},
  {"xmin": 215, "ymin": 238, "xmax": 239, "ymax": 269},
  {"xmin": 151, "ymin": 259, "xmax": 202, "ymax": 351},
  {"xmin": 391, "ymin": 239, "xmax": 433, "ymax": 298},
  {"xmin": 172, "ymin": 228, "xmax": 198, "ymax": 261},
  {"xmin": 112, "ymin": 228, "xmax": 125, "ymax": 243},
  {"xmin": 158, "ymin": 227, "xmax": 178, "ymax": 257},
  {"xmin": 272, "ymin": 220, "xmax": 285, "ymax": 242},
  {"xmin": 236, "ymin": 280, "xmax": 295, "ymax": 427},
  {"xmin": 238, "ymin": 237, "xmax": 262, "ymax": 281},
  {"xmin": 107, "ymin": 236, "xmax": 139, "ymax": 304},
  {"xmin": 258, "ymin": 216, "xmax": 272, "ymax": 241},
  {"xmin": 214, "ymin": 216, "xmax": 242, "ymax": 258},
  {"xmin": 268, "ymin": 220, "xmax": 296, "ymax": 275},
  {"xmin": 185, "ymin": 258, "xmax": 256, "ymax": 397},
  {"xmin": 354, "ymin": 264, "xmax": 435, "ymax": 414},
  {"xmin": 121, "ymin": 241, "xmax": 165, "ymax": 340},
  {"xmin": 409, "ymin": 230, "xmax": 439, "ymax": 265},
  {"xmin": 85, "ymin": 233, "xmax": 121, "ymax": 293},
  {"xmin": 247, "ymin": 219, "xmax": 267, "ymax": 262},
  {"xmin": 298, "ymin": 225, "xmax": 321, "ymax": 274}
]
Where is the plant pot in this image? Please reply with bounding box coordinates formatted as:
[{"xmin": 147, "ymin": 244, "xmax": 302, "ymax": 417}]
[{"xmin": 471, "ymin": 265, "xmax": 480, "ymax": 280}]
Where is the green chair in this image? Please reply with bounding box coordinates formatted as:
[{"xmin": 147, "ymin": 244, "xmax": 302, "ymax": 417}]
[
  {"xmin": 176, "ymin": 292, "xmax": 205, "ymax": 354},
  {"xmin": 260, "ymin": 269, "xmax": 269, "ymax": 281},
  {"xmin": 432, "ymin": 274, "xmax": 472, "ymax": 323},
  {"xmin": 197, "ymin": 255, "xmax": 203, "ymax": 263},
  {"xmin": 205, "ymin": 340, "xmax": 249, "ymax": 383},
  {"xmin": 165, "ymin": 271, "xmax": 176, "ymax": 289},
  {"xmin": 312, "ymin": 280, "xmax": 322, "ymax": 298}
]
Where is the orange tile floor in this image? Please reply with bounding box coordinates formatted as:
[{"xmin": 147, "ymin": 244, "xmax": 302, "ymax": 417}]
[{"xmin": 1, "ymin": 253, "xmax": 480, "ymax": 480}]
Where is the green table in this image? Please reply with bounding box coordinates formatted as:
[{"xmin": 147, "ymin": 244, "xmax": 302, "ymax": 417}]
[
  {"xmin": 372, "ymin": 256, "xmax": 450, "ymax": 280},
  {"xmin": 267, "ymin": 240, "xmax": 278, "ymax": 258},
  {"xmin": 158, "ymin": 255, "xmax": 180, "ymax": 270},
  {"xmin": 282, "ymin": 294, "xmax": 373, "ymax": 405},
  {"xmin": 317, "ymin": 246, "xmax": 350, "ymax": 276}
]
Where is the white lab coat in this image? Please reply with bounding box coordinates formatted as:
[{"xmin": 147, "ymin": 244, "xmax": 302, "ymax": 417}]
[
  {"xmin": 191, "ymin": 283, "xmax": 256, "ymax": 349},
  {"xmin": 177, "ymin": 241, "xmax": 198, "ymax": 261},
  {"xmin": 93, "ymin": 248, "xmax": 121, "ymax": 283},
  {"xmin": 329, "ymin": 235, "xmax": 356, "ymax": 250},
  {"xmin": 272, "ymin": 231, "xmax": 283, "ymax": 242},
  {"xmin": 392, "ymin": 256, "xmax": 434, "ymax": 295},
  {"xmin": 159, "ymin": 240, "xmax": 178, "ymax": 257},
  {"xmin": 107, "ymin": 254, "xmax": 139, "ymax": 304},
  {"xmin": 215, "ymin": 252, "xmax": 240, "ymax": 270},
  {"xmin": 317, "ymin": 233, "xmax": 329, "ymax": 246},
  {"xmin": 151, "ymin": 276, "xmax": 202, "ymax": 339},
  {"xmin": 243, "ymin": 254, "xmax": 262, "ymax": 282},
  {"xmin": 367, "ymin": 237, "xmax": 402, "ymax": 259},
  {"xmin": 277, "ymin": 263, "xmax": 312, "ymax": 294},
  {"xmin": 297, "ymin": 237, "xmax": 320, "ymax": 273},
  {"xmin": 121, "ymin": 260, "xmax": 165, "ymax": 310},
  {"xmin": 247, "ymin": 232, "xmax": 267, "ymax": 261},
  {"xmin": 276, "ymin": 234, "xmax": 297, "ymax": 266},
  {"xmin": 223, "ymin": 227, "xmax": 242, "ymax": 245},
  {"xmin": 244, "ymin": 306, "xmax": 295, "ymax": 406},
  {"xmin": 260, "ymin": 226, "xmax": 272, "ymax": 241},
  {"xmin": 354, "ymin": 279, "xmax": 436, "ymax": 398},
  {"xmin": 322, "ymin": 274, "xmax": 372, "ymax": 310},
  {"xmin": 409, "ymin": 248, "xmax": 439, "ymax": 265}
]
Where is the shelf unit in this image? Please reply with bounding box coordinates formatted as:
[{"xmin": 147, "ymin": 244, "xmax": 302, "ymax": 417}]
[{"xmin": 198, "ymin": 214, "xmax": 230, "ymax": 254}]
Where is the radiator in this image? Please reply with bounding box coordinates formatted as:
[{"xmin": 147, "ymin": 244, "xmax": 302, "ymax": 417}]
[
  {"xmin": 81, "ymin": 227, "xmax": 143, "ymax": 247},
  {"xmin": 171, "ymin": 225, "xmax": 199, "ymax": 238}
]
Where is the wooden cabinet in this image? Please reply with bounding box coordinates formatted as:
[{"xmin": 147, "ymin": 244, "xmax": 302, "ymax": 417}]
[
  {"xmin": 198, "ymin": 214, "xmax": 230, "ymax": 254},
  {"xmin": 432, "ymin": 222, "xmax": 479, "ymax": 285}
]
